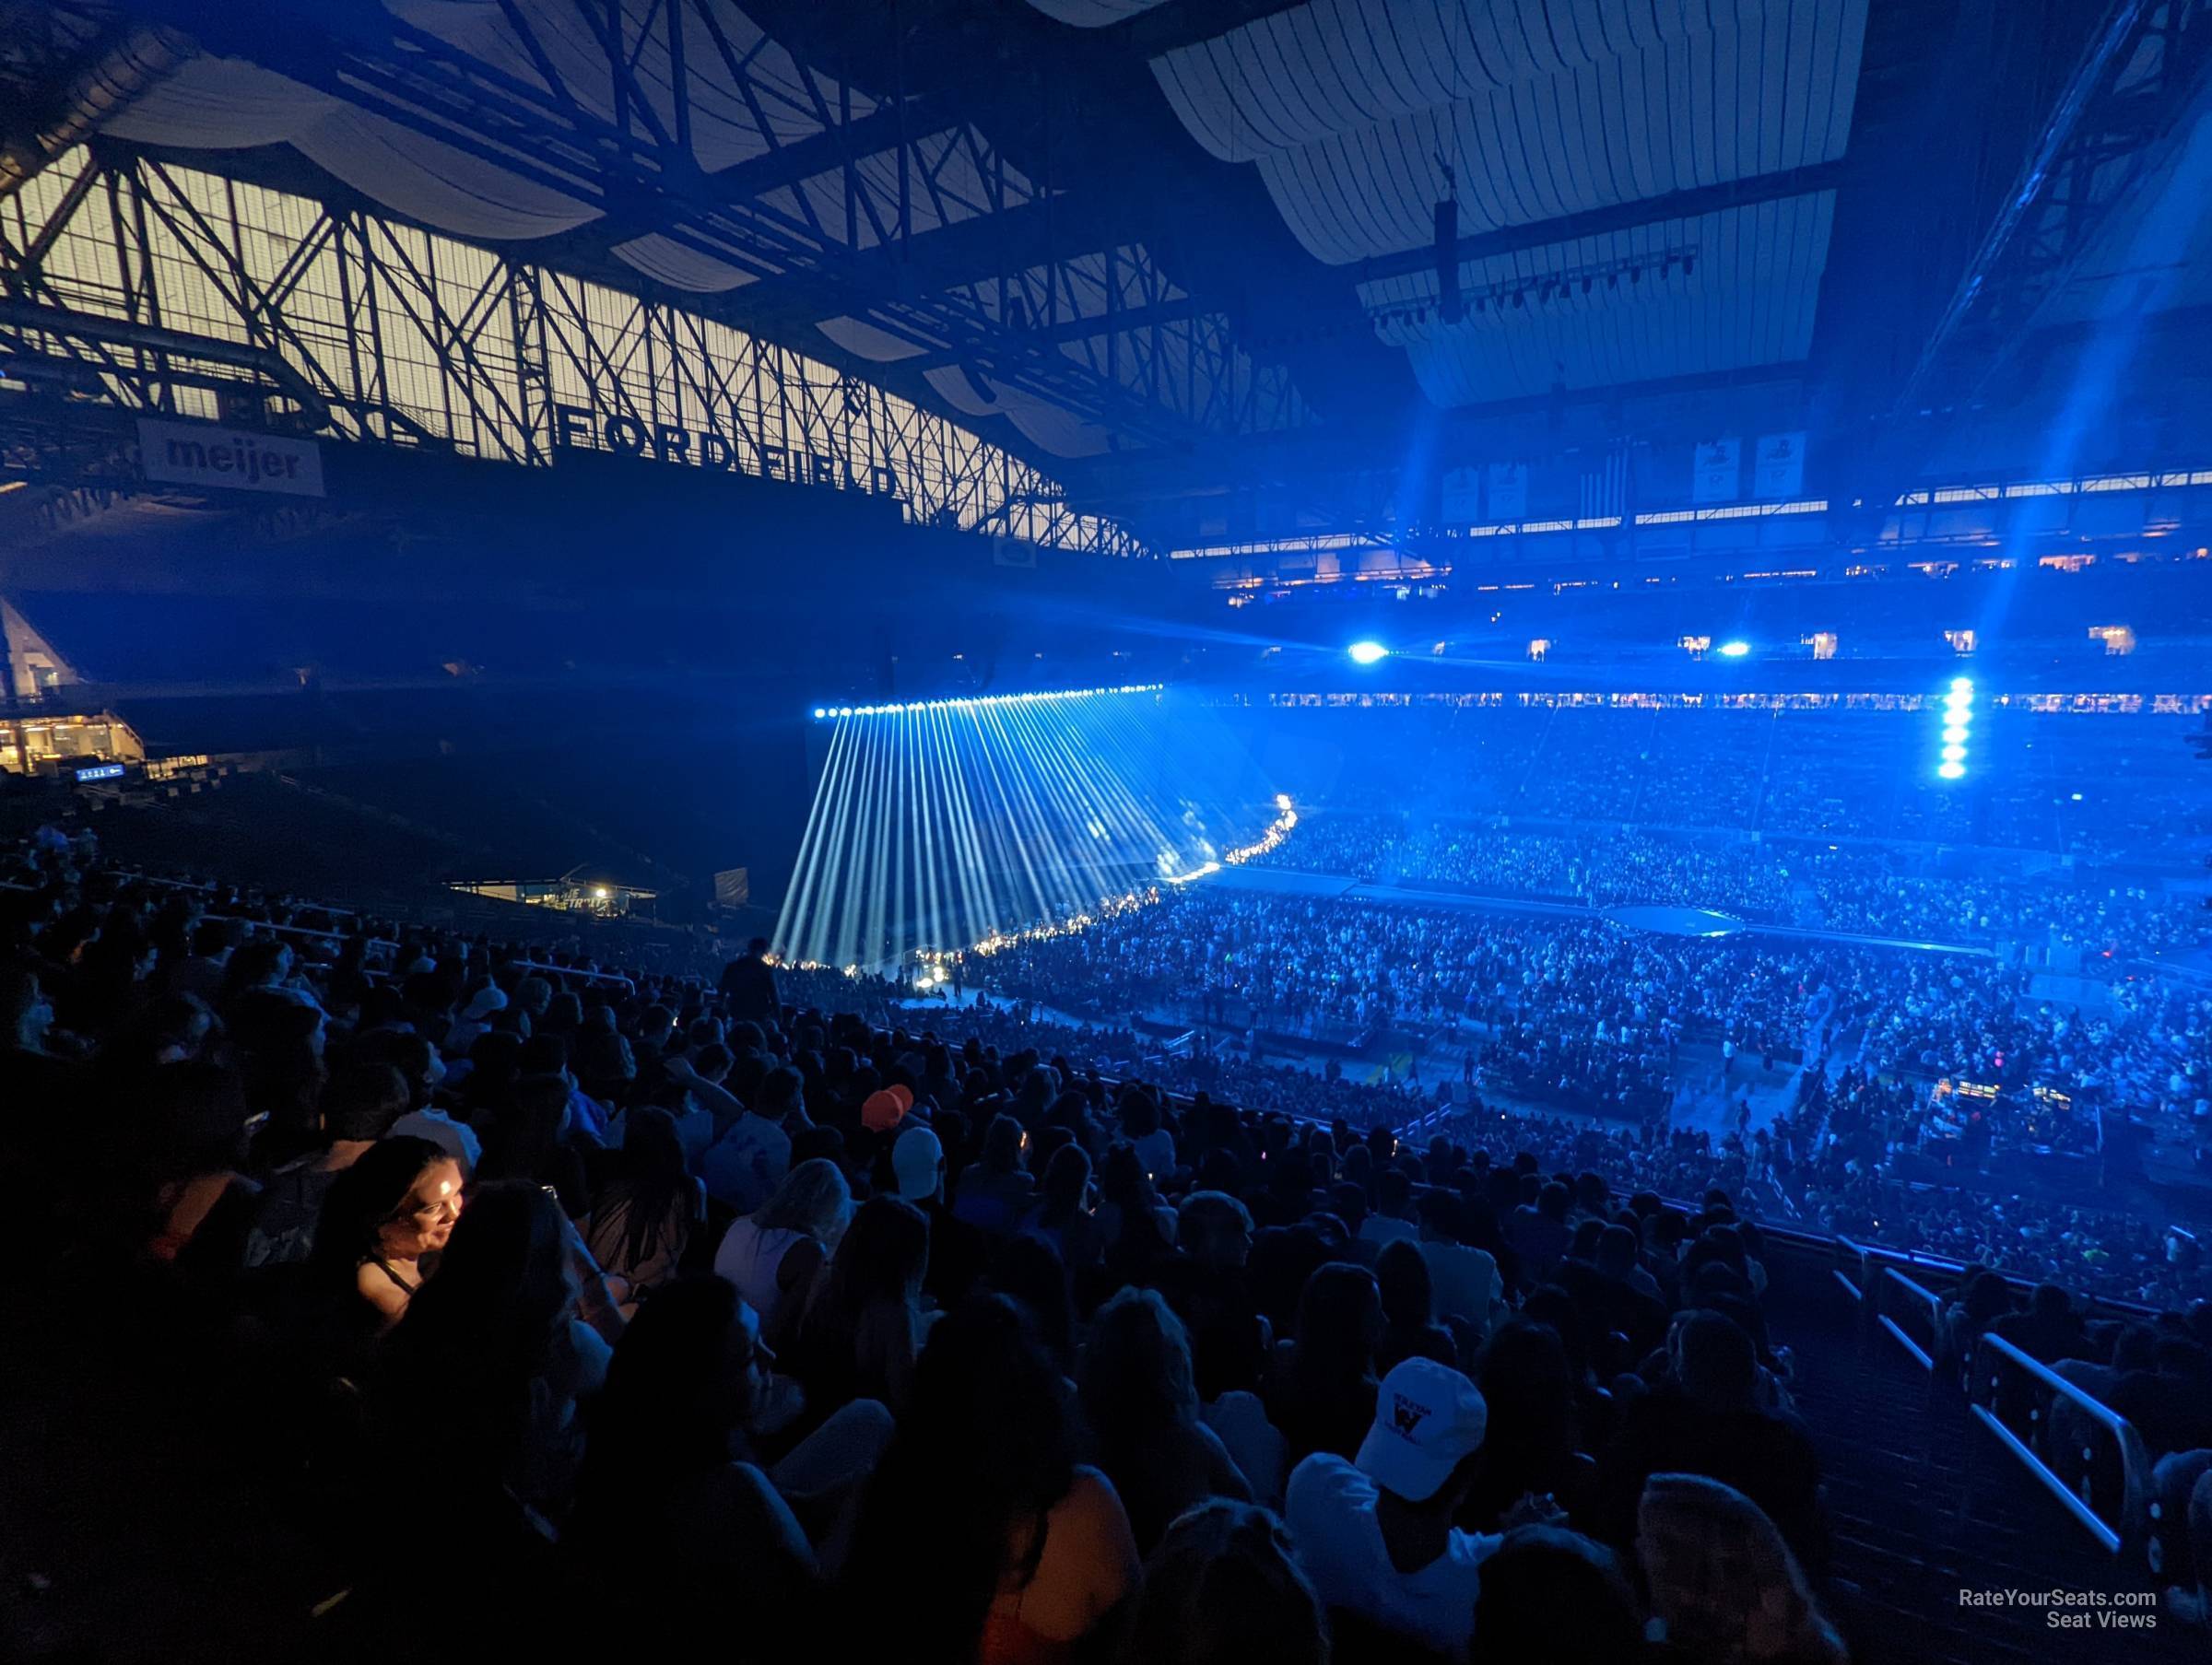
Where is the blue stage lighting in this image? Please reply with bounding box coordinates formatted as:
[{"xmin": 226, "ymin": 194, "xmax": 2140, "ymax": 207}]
[
  {"xmin": 1347, "ymin": 640, "xmax": 1390, "ymax": 665},
  {"xmin": 813, "ymin": 708, "xmax": 828, "ymax": 720},
  {"xmin": 1716, "ymin": 639, "xmax": 1750, "ymax": 658},
  {"xmin": 1938, "ymin": 761, "xmax": 1966, "ymax": 780}
]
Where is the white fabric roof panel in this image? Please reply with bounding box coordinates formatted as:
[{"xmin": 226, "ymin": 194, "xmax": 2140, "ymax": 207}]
[
  {"xmin": 103, "ymin": 55, "xmax": 604, "ymax": 241},
  {"xmin": 1361, "ymin": 191, "xmax": 1833, "ymax": 405},
  {"xmin": 1155, "ymin": 0, "xmax": 1715, "ymax": 161},
  {"xmin": 1256, "ymin": 0, "xmax": 1858, "ymax": 263},
  {"xmin": 1153, "ymin": 0, "xmax": 1865, "ymax": 264}
]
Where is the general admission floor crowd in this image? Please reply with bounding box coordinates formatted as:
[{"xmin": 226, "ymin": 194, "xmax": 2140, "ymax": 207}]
[{"xmin": 4, "ymin": 826, "xmax": 2212, "ymax": 1664}]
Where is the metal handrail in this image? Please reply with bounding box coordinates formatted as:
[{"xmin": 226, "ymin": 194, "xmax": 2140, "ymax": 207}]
[
  {"xmin": 1968, "ymin": 1331, "xmax": 2151, "ymax": 1557},
  {"xmin": 1876, "ymin": 1266, "xmax": 1944, "ymax": 1372}
]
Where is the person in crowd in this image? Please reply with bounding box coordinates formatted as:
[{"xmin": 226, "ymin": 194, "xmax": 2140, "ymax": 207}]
[
  {"xmin": 892, "ymin": 1120, "xmax": 987, "ymax": 1308},
  {"xmin": 380, "ymin": 1183, "xmax": 615, "ymax": 1510},
  {"xmin": 840, "ymin": 1296, "xmax": 1140, "ymax": 1662},
  {"xmin": 1471, "ymin": 1524, "xmax": 1646, "ymax": 1664},
  {"xmin": 566, "ymin": 1276, "xmax": 818, "ymax": 1654},
  {"xmin": 1374, "ymin": 1238, "xmax": 1457, "ymax": 1373},
  {"xmin": 1989, "ymin": 1280, "xmax": 2090, "ymax": 1366},
  {"xmin": 583, "ymin": 1104, "xmax": 703, "ymax": 1307},
  {"xmin": 1636, "ymin": 1472, "xmax": 1847, "ymax": 1664},
  {"xmin": 1024, "ymin": 1143, "xmax": 1104, "ymax": 1273},
  {"xmin": 1284, "ymin": 1355, "xmax": 1500, "ymax": 1659},
  {"xmin": 955, "ymin": 1112, "xmax": 1038, "ymax": 1236},
  {"xmin": 986, "ymin": 1232, "xmax": 1081, "ymax": 1379},
  {"xmin": 135, "ymin": 1062, "xmax": 265, "ymax": 1277},
  {"xmin": 701, "ymin": 1064, "xmax": 801, "ymax": 1214},
  {"xmin": 309, "ymin": 1133, "xmax": 464, "ymax": 1333},
  {"xmin": 1268, "ymin": 1261, "xmax": 1385, "ymax": 1467},
  {"xmin": 1114, "ymin": 1499, "xmax": 1328, "ymax": 1665},
  {"xmin": 1464, "ymin": 1318, "xmax": 1588, "ymax": 1532},
  {"xmin": 1597, "ymin": 1310, "xmax": 1828, "ymax": 1573},
  {"xmin": 247, "ymin": 1061, "xmax": 409, "ymax": 1267},
  {"xmin": 1417, "ymin": 1190, "xmax": 1500, "ymax": 1338},
  {"xmin": 789, "ymin": 1192, "xmax": 930, "ymax": 1417},
  {"xmin": 719, "ymin": 937, "xmax": 781, "ymax": 1027},
  {"xmin": 712, "ymin": 1156, "xmax": 850, "ymax": 1351},
  {"xmin": 477, "ymin": 1072, "xmax": 592, "ymax": 1219},
  {"xmin": 1077, "ymin": 1285, "xmax": 1251, "ymax": 1554}
]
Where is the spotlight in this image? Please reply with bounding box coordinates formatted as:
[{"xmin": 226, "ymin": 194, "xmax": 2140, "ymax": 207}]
[
  {"xmin": 1941, "ymin": 725, "xmax": 1969, "ymax": 744},
  {"xmin": 1950, "ymin": 676, "xmax": 1974, "ymax": 695},
  {"xmin": 1941, "ymin": 745, "xmax": 1967, "ymax": 763},
  {"xmin": 1347, "ymin": 640, "xmax": 1390, "ymax": 665},
  {"xmin": 1716, "ymin": 640, "xmax": 1750, "ymax": 658},
  {"xmin": 813, "ymin": 708, "xmax": 828, "ymax": 720},
  {"xmin": 1938, "ymin": 761, "xmax": 1966, "ymax": 780}
]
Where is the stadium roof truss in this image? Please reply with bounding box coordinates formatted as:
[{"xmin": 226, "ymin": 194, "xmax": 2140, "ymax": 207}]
[
  {"xmin": 0, "ymin": 0, "xmax": 1314, "ymax": 466},
  {"xmin": 0, "ymin": 143, "xmax": 1147, "ymax": 556}
]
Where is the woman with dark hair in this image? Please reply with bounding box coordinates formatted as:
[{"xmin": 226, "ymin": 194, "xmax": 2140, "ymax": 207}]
[
  {"xmin": 1265, "ymin": 1262, "xmax": 1383, "ymax": 1466},
  {"xmin": 987, "ymin": 1232, "xmax": 1080, "ymax": 1378},
  {"xmin": 310, "ymin": 1134, "xmax": 462, "ymax": 1332},
  {"xmin": 1464, "ymin": 1319, "xmax": 1585, "ymax": 1532},
  {"xmin": 567, "ymin": 1276, "xmax": 817, "ymax": 1654},
  {"xmin": 1373, "ymin": 1238, "xmax": 1457, "ymax": 1373},
  {"xmin": 379, "ymin": 1183, "xmax": 612, "ymax": 1509},
  {"xmin": 477, "ymin": 1073, "xmax": 590, "ymax": 1219},
  {"xmin": 955, "ymin": 1113, "xmax": 1036, "ymax": 1235},
  {"xmin": 135, "ymin": 1062, "xmax": 265, "ymax": 1278},
  {"xmin": 1096, "ymin": 1142, "xmax": 1173, "ymax": 1286},
  {"xmin": 1024, "ymin": 1143, "xmax": 1102, "ymax": 1272},
  {"xmin": 1114, "ymin": 1500, "xmax": 1327, "ymax": 1665},
  {"xmin": 790, "ymin": 1192, "xmax": 930, "ymax": 1415},
  {"xmin": 841, "ymin": 1296, "xmax": 1139, "ymax": 1663},
  {"xmin": 584, "ymin": 1105, "xmax": 703, "ymax": 1308},
  {"xmin": 1078, "ymin": 1287, "xmax": 1250, "ymax": 1554}
]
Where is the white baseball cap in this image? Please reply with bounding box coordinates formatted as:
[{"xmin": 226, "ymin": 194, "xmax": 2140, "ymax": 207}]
[
  {"xmin": 1356, "ymin": 1357, "xmax": 1488, "ymax": 1503},
  {"xmin": 891, "ymin": 1124, "xmax": 945, "ymax": 1202}
]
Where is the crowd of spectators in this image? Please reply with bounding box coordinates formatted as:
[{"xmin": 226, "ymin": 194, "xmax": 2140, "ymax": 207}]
[
  {"xmin": 3, "ymin": 826, "xmax": 1920, "ymax": 1664},
  {"xmin": 1251, "ymin": 815, "xmax": 2206, "ymax": 955},
  {"xmin": 1246, "ymin": 705, "xmax": 2206, "ymax": 859}
]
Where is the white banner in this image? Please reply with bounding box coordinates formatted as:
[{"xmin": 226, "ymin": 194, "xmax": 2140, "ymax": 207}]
[
  {"xmin": 1487, "ymin": 462, "xmax": 1528, "ymax": 523},
  {"xmin": 1691, "ymin": 438, "xmax": 1740, "ymax": 504},
  {"xmin": 138, "ymin": 417, "xmax": 324, "ymax": 497},
  {"xmin": 1755, "ymin": 431, "xmax": 1806, "ymax": 499},
  {"xmin": 1440, "ymin": 467, "xmax": 1480, "ymax": 523}
]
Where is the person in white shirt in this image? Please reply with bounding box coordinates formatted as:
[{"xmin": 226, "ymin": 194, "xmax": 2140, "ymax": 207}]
[
  {"xmin": 1416, "ymin": 1191, "xmax": 1500, "ymax": 1337},
  {"xmin": 1285, "ymin": 1356, "xmax": 1500, "ymax": 1659}
]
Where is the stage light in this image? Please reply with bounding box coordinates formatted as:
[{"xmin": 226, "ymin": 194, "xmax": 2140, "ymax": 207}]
[
  {"xmin": 1935, "ymin": 678, "xmax": 1971, "ymax": 780},
  {"xmin": 1716, "ymin": 640, "xmax": 1750, "ymax": 658},
  {"xmin": 813, "ymin": 708, "xmax": 828, "ymax": 720},
  {"xmin": 1347, "ymin": 640, "xmax": 1390, "ymax": 665}
]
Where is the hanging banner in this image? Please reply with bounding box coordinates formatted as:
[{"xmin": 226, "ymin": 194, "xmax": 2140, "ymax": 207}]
[
  {"xmin": 1440, "ymin": 467, "xmax": 1481, "ymax": 523},
  {"xmin": 137, "ymin": 417, "xmax": 324, "ymax": 498},
  {"xmin": 1487, "ymin": 462, "xmax": 1528, "ymax": 522},
  {"xmin": 1691, "ymin": 439, "xmax": 1741, "ymax": 504},
  {"xmin": 1755, "ymin": 431, "xmax": 1806, "ymax": 499}
]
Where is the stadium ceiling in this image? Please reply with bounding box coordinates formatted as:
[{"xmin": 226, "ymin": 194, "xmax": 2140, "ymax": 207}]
[{"xmin": 3, "ymin": 0, "xmax": 2207, "ymax": 548}]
